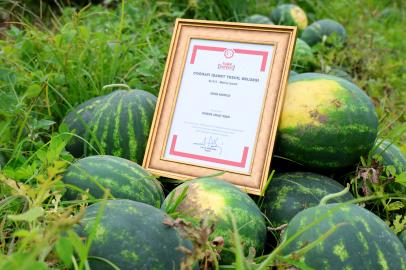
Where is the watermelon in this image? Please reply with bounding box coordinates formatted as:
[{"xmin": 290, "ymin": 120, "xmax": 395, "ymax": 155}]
[
  {"xmin": 262, "ymin": 171, "xmax": 355, "ymax": 228},
  {"xmin": 292, "ymin": 38, "xmax": 313, "ymax": 73},
  {"xmin": 84, "ymin": 89, "xmax": 157, "ymax": 164},
  {"xmin": 243, "ymin": 14, "xmax": 274, "ymax": 25},
  {"xmin": 73, "ymin": 200, "xmax": 197, "ymax": 270},
  {"xmin": 62, "ymin": 155, "xmax": 164, "ymax": 205},
  {"xmin": 301, "ymin": 19, "xmax": 347, "ymax": 47},
  {"xmin": 326, "ymin": 68, "xmax": 352, "ymax": 82},
  {"xmin": 280, "ymin": 202, "xmax": 406, "ymax": 269},
  {"xmin": 379, "ymin": 8, "xmax": 403, "ymax": 22},
  {"xmin": 63, "ymin": 96, "xmax": 105, "ymax": 158},
  {"xmin": 372, "ymin": 139, "xmax": 406, "ymax": 194},
  {"xmin": 270, "ymin": 4, "xmax": 308, "ymax": 31},
  {"xmin": 276, "ymin": 73, "xmax": 378, "ymax": 173},
  {"xmin": 161, "ymin": 178, "xmax": 266, "ymax": 265},
  {"xmin": 398, "ymin": 229, "xmax": 406, "ymax": 251},
  {"xmin": 290, "ymin": 70, "xmax": 299, "ymax": 77},
  {"xmin": 372, "ymin": 139, "xmax": 406, "ymax": 174}
]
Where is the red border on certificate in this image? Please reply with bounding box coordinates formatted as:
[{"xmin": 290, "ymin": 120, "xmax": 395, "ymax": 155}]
[
  {"xmin": 169, "ymin": 135, "xmax": 249, "ymax": 168},
  {"xmin": 190, "ymin": 45, "xmax": 268, "ymax": 71}
]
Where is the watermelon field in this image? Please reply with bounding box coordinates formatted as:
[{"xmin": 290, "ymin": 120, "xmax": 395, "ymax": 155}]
[{"xmin": 1, "ymin": 0, "xmax": 406, "ymax": 269}]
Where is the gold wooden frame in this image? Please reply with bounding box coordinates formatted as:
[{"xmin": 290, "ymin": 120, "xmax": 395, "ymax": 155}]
[{"xmin": 142, "ymin": 19, "xmax": 297, "ymax": 195}]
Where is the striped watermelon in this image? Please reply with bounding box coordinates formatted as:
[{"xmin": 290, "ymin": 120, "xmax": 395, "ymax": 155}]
[
  {"xmin": 243, "ymin": 14, "xmax": 274, "ymax": 25},
  {"xmin": 292, "ymin": 38, "xmax": 313, "ymax": 73},
  {"xmin": 301, "ymin": 19, "xmax": 347, "ymax": 47},
  {"xmin": 270, "ymin": 4, "xmax": 308, "ymax": 31},
  {"xmin": 326, "ymin": 68, "xmax": 352, "ymax": 82},
  {"xmin": 84, "ymin": 89, "xmax": 157, "ymax": 164},
  {"xmin": 276, "ymin": 73, "xmax": 378, "ymax": 173},
  {"xmin": 262, "ymin": 171, "xmax": 354, "ymax": 228},
  {"xmin": 73, "ymin": 200, "xmax": 197, "ymax": 270},
  {"xmin": 62, "ymin": 155, "xmax": 164, "ymax": 205},
  {"xmin": 63, "ymin": 96, "xmax": 105, "ymax": 158},
  {"xmin": 280, "ymin": 203, "xmax": 406, "ymax": 269},
  {"xmin": 373, "ymin": 139, "xmax": 406, "ymax": 174},
  {"xmin": 398, "ymin": 229, "xmax": 406, "ymax": 251},
  {"xmin": 161, "ymin": 178, "xmax": 266, "ymax": 265}
]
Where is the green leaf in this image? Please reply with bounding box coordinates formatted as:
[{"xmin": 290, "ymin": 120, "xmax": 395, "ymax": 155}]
[
  {"xmin": 387, "ymin": 165, "xmax": 396, "ymax": 175},
  {"xmin": 396, "ymin": 171, "xmax": 406, "ymax": 183},
  {"xmin": 59, "ymin": 123, "xmax": 70, "ymax": 141},
  {"xmin": 8, "ymin": 206, "xmax": 44, "ymax": 222},
  {"xmin": 36, "ymin": 150, "xmax": 47, "ymax": 163},
  {"xmin": 36, "ymin": 120, "xmax": 55, "ymax": 130},
  {"xmin": 78, "ymin": 26, "xmax": 90, "ymax": 41},
  {"xmin": 0, "ymin": 121, "xmax": 11, "ymax": 144},
  {"xmin": 55, "ymin": 34, "xmax": 63, "ymax": 48},
  {"xmin": 56, "ymin": 237, "xmax": 73, "ymax": 267},
  {"xmin": 387, "ymin": 201, "xmax": 404, "ymax": 211},
  {"xmin": 62, "ymin": 29, "xmax": 77, "ymax": 44},
  {"xmin": 24, "ymin": 84, "xmax": 41, "ymax": 98}
]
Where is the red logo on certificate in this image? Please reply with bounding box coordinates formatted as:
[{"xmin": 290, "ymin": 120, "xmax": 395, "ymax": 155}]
[{"xmin": 224, "ymin": 49, "xmax": 235, "ymax": 59}]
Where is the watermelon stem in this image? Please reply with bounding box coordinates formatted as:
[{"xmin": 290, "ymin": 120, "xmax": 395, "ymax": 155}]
[
  {"xmin": 319, "ymin": 183, "xmax": 350, "ymax": 205},
  {"xmin": 102, "ymin": 84, "xmax": 132, "ymax": 92}
]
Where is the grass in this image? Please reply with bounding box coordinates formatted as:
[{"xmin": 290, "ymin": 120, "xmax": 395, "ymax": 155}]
[{"xmin": 0, "ymin": 0, "xmax": 405, "ymax": 268}]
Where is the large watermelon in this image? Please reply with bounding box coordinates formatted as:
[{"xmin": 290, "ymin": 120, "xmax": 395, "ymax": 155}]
[
  {"xmin": 290, "ymin": 70, "xmax": 299, "ymax": 77},
  {"xmin": 292, "ymin": 38, "xmax": 313, "ymax": 73},
  {"xmin": 372, "ymin": 139, "xmax": 406, "ymax": 174},
  {"xmin": 243, "ymin": 14, "xmax": 274, "ymax": 25},
  {"xmin": 270, "ymin": 4, "xmax": 308, "ymax": 31},
  {"xmin": 398, "ymin": 229, "xmax": 406, "ymax": 251},
  {"xmin": 84, "ymin": 89, "xmax": 157, "ymax": 164},
  {"xmin": 280, "ymin": 202, "xmax": 406, "ymax": 269},
  {"xmin": 301, "ymin": 19, "xmax": 347, "ymax": 47},
  {"xmin": 62, "ymin": 155, "xmax": 164, "ymax": 205},
  {"xmin": 276, "ymin": 73, "xmax": 378, "ymax": 173},
  {"xmin": 73, "ymin": 200, "xmax": 197, "ymax": 270},
  {"xmin": 262, "ymin": 171, "xmax": 354, "ymax": 228},
  {"xmin": 161, "ymin": 178, "xmax": 266, "ymax": 265},
  {"xmin": 63, "ymin": 96, "xmax": 105, "ymax": 158}
]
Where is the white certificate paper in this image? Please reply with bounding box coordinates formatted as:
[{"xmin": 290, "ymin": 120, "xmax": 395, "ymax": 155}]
[{"xmin": 164, "ymin": 39, "xmax": 274, "ymax": 173}]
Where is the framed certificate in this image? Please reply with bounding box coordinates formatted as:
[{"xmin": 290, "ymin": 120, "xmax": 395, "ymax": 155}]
[{"xmin": 143, "ymin": 19, "xmax": 297, "ymax": 195}]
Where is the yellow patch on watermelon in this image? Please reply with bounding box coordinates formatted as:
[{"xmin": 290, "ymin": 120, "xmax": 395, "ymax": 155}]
[
  {"xmin": 279, "ymin": 79, "xmax": 342, "ymax": 130},
  {"xmin": 175, "ymin": 182, "xmax": 225, "ymax": 218},
  {"xmin": 290, "ymin": 7, "xmax": 308, "ymax": 30}
]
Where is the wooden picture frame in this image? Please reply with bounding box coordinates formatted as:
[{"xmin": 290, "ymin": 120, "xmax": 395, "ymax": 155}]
[{"xmin": 142, "ymin": 18, "xmax": 297, "ymax": 195}]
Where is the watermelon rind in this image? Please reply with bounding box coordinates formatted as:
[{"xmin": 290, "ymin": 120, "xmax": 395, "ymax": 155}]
[
  {"xmin": 84, "ymin": 90, "xmax": 157, "ymax": 164},
  {"xmin": 243, "ymin": 14, "xmax": 274, "ymax": 25},
  {"xmin": 275, "ymin": 73, "xmax": 379, "ymax": 173},
  {"xmin": 301, "ymin": 19, "xmax": 347, "ymax": 47},
  {"xmin": 63, "ymin": 96, "xmax": 105, "ymax": 158},
  {"xmin": 290, "ymin": 70, "xmax": 299, "ymax": 77},
  {"xmin": 161, "ymin": 178, "xmax": 267, "ymax": 265},
  {"xmin": 326, "ymin": 68, "xmax": 352, "ymax": 82},
  {"xmin": 262, "ymin": 171, "xmax": 355, "ymax": 228},
  {"xmin": 281, "ymin": 203, "xmax": 406, "ymax": 269},
  {"xmin": 73, "ymin": 200, "xmax": 197, "ymax": 270},
  {"xmin": 372, "ymin": 139, "xmax": 406, "ymax": 174},
  {"xmin": 270, "ymin": 4, "xmax": 308, "ymax": 30},
  {"xmin": 62, "ymin": 155, "xmax": 164, "ymax": 206}
]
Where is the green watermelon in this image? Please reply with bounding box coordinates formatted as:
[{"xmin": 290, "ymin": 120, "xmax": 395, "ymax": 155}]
[
  {"xmin": 280, "ymin": 203, "xmax": 406, "ymax": 269},
  {"xmin": 372, "ymin": 139, "xmax": 406, "ymax": 194},
  {"xmin": 290, "ymin": 70, "xmax": 299, "ymax": 77},
  {"xmin": 398, "ymin": 229, "xmax": 406, "ymax": 251},
  {"xmin": 292, "ymin": 38, "xmax": 313, "ymax": 73},
  {"xmin": 372, "ymin": 139, "xmax": 406, "ymax": 174},
  {"xmin": 270, "ymin": 4, "xmax": 308, "ymax": 31},
  {"xmin": 84, "ymin": 89, "xmax": 157, "ymax": 164},
  {"xmin": 243, "ymin": 14, "xmax": 274, "ymax": 25},
  {"xmin": 63, "ymin": 96, "xmax": 105, "ymax": 158},
  {"xmin": 262, "ymin": 171, "xmax": 355, "ymax": 228},
  {"xmin": 62, "ymin": 155, "xmax": 164, "ymax": 205},
  {"xmin": 326, "ymin": 68, "xmax": 352, "ymax": 82},
  {"xmin": 276, "ymin": 73, "xmax": 378, "ymax": 173},
  {"xmin": 160, "ymin": 178, "xmax": 266, "ymax": 265},
  {"xmin": 379, "ymin": 8, "xmax": 403, "ymax": 22},
  {"xmin": 73, "ymin": 200, "xmax": 197, "ymax": 270},
  {"xmin": 301, "ymin": 19, "xmax": 347, "ymax": 47}
]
